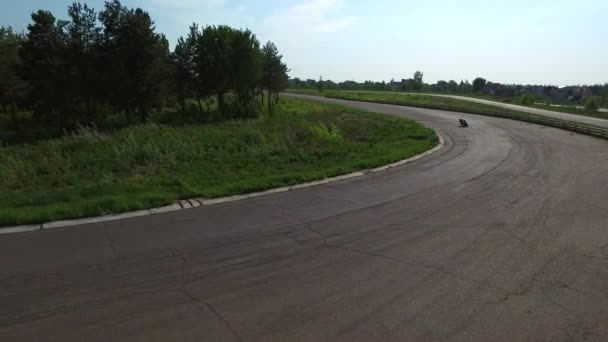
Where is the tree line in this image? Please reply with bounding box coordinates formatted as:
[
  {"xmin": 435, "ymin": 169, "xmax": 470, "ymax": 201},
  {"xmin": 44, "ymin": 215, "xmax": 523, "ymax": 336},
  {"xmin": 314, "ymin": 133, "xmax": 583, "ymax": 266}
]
[{"xmin": 0, "ymin": 0, "xmax": 289, "ymax": 131}]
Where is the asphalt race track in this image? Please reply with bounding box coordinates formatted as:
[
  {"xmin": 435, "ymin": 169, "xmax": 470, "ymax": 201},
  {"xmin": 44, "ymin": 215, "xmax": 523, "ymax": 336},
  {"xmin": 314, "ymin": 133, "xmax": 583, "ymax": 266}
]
[
  {"xmin": 2, "ymin": 94, "xmax": 608, "ymax": 341},
  {"xmin": 414, "ymin": 93, "xmax": 608, "ymax": 128}
]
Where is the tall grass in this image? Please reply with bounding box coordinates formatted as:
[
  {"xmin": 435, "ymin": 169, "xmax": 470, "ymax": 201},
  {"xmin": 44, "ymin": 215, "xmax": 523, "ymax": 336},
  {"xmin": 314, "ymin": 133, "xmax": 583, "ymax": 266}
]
[{"xmin": 0, "ymin": 97, "xmax": 437, "ymax": 226}]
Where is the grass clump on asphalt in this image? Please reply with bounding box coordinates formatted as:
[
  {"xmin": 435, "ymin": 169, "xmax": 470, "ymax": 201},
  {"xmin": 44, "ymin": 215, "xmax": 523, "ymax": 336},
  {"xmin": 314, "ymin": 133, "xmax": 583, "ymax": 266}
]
[{"xmin": 0, "ymin": 97, "xmax": 437, "ymax": 226}]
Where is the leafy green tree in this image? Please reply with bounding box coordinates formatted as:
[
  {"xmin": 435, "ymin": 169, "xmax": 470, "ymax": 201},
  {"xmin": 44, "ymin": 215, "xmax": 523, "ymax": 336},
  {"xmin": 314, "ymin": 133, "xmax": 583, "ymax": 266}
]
[
  {"xmin": 0, "ymin": 27, "xmax": 27, "ymax": 128},
  {"xmin": 173, "ymin": 23, "xmax": 209, "ymax": 113},
  {"xmin": 448, "ymin": 80, "xmax": 458, "ymax": 93},
  {"xmin": 412, "ymin": 71, "xmax": 423, "ymax": 92},
  {"xmin": 435, "ymin": 80, "xmax": 448, "ymax": 92},
  {"xmin": 472, "ymin": 77, "xmax": 487, "ymax": 93},
  {"xmin": 4, "ymin": 1, "xmax": 290, "ymax": 131},
  {"xmin": 459, "ymin": 80, "xmax": 472, "ymax": 93},
  {"xmin": 229, "ymin": 28, "xmax": 262, "ymax": 118},
  {"xmin": 195, "ymin": 25, "xmax": 263, "ymax": 118},
  {"xmin": 262, "ymin": 41, "xmax": 289, "ymax": 113},
  {"xmin": 196, "ymin": 25, "xmax": 234, "ymax": 114}
]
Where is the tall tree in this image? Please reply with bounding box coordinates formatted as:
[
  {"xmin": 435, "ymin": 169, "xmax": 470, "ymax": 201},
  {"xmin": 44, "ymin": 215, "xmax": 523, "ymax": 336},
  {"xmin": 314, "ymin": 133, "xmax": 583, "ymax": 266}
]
[
  {"xmin": 317, "ymin": 76, "xmax": 324, "ymax": 92},
  {"xmin": 19, "ymin": 10, "xmax": 67, "ymax": 124},
  {"xmin": 229, "ymin": 28, "xmax": 262, "ymax": 118},
  {"xmin": 121, "ymin": 9, "xmax": 171, "ymax": 121},
  {"xmin": 172, "ymin": 36, "xmax": 191, "ymax": 112},
  {"xmin": 0, "ymin": 26, "xmax": 27, "ymax": 128},
  {"xmin": 196, "ymin": 25, "xmax": 234, "ymax": 114},
  {"xmin": 435, "ymin": 80, "xmax": 448, "ymax": 92},
  {"xmin": 98, "ymin": 0, "xmax": 128, "ymax": 116},
  {"xmin": 448, "ymin": 80, "xmax": 458, "ymax": 93},
  {"xmin": 412, "ymin": 71, "xmax": 424, "ymax": 92},
  {"xmin": 473, "ymin": 77, "xmax": 487, "ymax": 93},
  {"xmin": 66, "ymin": 2, "xmax": 101, "ymax": 122},
  {"xmin": 99, "ymin": 1, "xmax": 171, "ymax": 122},
  {"xmin": 172, "ymin": 24, "xmax": 204, "ymax": 113},
  {"xmin": 185, "ymin": 24, "xmax": 212, "ymax": 113},
  {"xmin": 262, "ymin": 41, "xmax": 289, "ymax": 113}
]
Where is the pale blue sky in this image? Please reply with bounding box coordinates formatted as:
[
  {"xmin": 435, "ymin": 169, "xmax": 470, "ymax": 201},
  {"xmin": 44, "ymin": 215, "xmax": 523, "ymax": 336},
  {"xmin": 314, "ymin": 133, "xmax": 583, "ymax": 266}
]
[{"xmin": 1, "ymin": 0, "xmax": 607, "ymax": 85}]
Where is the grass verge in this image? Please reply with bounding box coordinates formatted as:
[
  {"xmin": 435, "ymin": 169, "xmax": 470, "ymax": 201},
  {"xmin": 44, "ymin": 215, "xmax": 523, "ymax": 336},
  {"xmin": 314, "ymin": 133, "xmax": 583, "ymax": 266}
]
[{"xmin": 0, "ymin": 97, "xmax": 437, "ymax": 226}]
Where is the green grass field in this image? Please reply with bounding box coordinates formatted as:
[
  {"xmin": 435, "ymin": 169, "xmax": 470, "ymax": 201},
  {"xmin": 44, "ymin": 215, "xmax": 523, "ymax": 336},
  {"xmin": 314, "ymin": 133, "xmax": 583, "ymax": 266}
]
[{"xmin": 0, "ymin": 97, "xmax": 437, "ymax": 226}]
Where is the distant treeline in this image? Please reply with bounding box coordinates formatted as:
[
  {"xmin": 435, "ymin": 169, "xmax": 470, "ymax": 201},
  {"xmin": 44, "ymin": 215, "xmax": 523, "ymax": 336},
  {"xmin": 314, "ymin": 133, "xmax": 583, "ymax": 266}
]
[
  {"xmin": 0, "ymin": 0, "xmax": 289, "ymax": 131},
  {"xmin": 291, "ymin": 73, "xmax": 608, "ymax": 109}
]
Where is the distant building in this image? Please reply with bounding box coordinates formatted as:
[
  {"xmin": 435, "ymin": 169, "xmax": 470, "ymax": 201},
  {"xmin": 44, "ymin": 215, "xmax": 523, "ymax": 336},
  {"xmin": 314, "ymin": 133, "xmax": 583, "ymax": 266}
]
[{"xmin": 388, "ymin": 78, "xmax": 414, "ymax": 91}]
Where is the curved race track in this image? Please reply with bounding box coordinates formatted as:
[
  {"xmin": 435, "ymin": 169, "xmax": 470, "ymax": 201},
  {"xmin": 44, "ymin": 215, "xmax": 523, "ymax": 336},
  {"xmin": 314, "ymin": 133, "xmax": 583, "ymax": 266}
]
[
  {"xmin": 416, "ymin": 93, "xmax": 608, "ymax": 128},
  {"xmin": 2, "ymin": 95, "xmax": 608, "ymax": 341}
]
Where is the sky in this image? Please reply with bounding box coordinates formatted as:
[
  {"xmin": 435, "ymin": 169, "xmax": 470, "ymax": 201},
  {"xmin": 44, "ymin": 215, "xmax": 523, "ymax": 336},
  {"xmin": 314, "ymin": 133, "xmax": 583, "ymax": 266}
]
[{"xmin": 1, "ymin": 0, "xmax": 607, "ymax": 86}]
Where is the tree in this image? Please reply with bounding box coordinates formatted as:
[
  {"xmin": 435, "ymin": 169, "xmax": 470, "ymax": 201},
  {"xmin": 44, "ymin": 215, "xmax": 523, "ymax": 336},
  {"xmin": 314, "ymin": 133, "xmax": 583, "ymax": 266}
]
[
  {"xmin": 185, "ymin": 24, "xmax": 211, "ymax": 113},
  {"xmin": 459, "ymin": 80, "xmax": 472, "ymax": 93},
  {"xmin": 172, "ymin": 36, "xmax": 191, "ymax": 112},
  {"xmin": 412, "ymin": 71, "xmax": 423, "ymax": 92},
  {"xmin": 196, "ymin": 25, "xmax": 234, "ymax": 114},
  {"xmin": 0, "ymin": 26, "xmax": 27, "ymax": 128},
  {"xmin": 317, "ymin": 76, "xmax": 325, "ymax": 92},
  {"xmin": 121, "ymin": 8, "xmax": 171, "ymax": 121},
  {"xmin": 229, "ymin": 28, "xmax": 262, "ymax": 118},
  {"xmin": 173, "ymin": 23, "xmax": 210, "ymax": 113},
  {"xmin": 261, "ymin": 41, "xmax": 277, "ymax": 106},
  {"xmin": 448, "ymin": 80, "xmax": 458, "ymax": 93},
  {"xmin": 3, "ymin": 1, "xmax": 290, "ymax": 131},
  {"xmin": 435, "ymin": 80, "xmax": 448, "ymax": 92},
  {"xmin": 194, "ymin": 25, "xmax": 264, "ymax": 118},
  {"xmin": 473, "ymin": 77, "xmax": 487, "ymax": 93},
  {"xmin": 19, "ymin": 10, "xmax": 68, "ymax": 125},
  {"xmin": 99, "ymin": 2, "xmax": 171, "ymax": 122},
  {"xmin": 66, "ymin": 2, "xmax": 101, "ymax": 122},
  {"xmin": 262, "ymin": 41, "xmax": 289, "ymax": 114},
  {"xmin": 98, "ymin": 0, "xmax": 129, "ymax": 116}
]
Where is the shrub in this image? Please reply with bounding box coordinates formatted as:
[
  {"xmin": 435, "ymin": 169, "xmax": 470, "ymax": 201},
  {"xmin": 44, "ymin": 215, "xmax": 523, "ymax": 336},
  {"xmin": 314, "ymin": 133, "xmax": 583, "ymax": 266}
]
[
  {"xmin": 518, "ymin": 94, "xmax": 536, "ymax": 105},
  {"xmin": 310, "ymin": 122, "xmax": 344, "ymax": 144},
  {"xmin": 584, "ymin": 96, "xmax": 600, "ymax": 111},
  {"xmin": 223, "ymin": 96, "xmax": 262, "ymax": 119}
]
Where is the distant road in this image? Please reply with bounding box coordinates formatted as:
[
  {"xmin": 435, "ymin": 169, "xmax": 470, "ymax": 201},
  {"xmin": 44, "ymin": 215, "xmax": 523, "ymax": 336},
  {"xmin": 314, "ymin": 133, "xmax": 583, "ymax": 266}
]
[
  {"xmin": 2, "ymin": 94, "xmax": 608, "ymax": 341},
  {"xmin": 356, "ymin": 91, "xmax": 608, "ymax": 128},
  {"xmin": 419, "ymin": 93, "xmax": 608, "ymax": 125}
]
